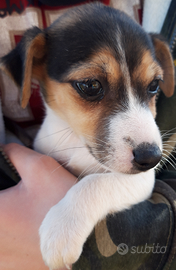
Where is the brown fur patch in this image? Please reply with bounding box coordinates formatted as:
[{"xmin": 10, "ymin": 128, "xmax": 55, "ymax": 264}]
[
  {"xmin": 21, "ymin": 33, "xmax": 46, "ymax": 108},
  {"xmin": 152, "ymin": 37, "xmax": 175, "ymax": 97},
  {"xmin": 133, "ymin": 50, "xmax": 163, "ymax": 84},
  {"xmin": 65, "ymin": 48, "xmax": 120, "ymax": 85},
  {"xmin": 44, "ymin": 78, "xmax": 103, "ymax": 140}
]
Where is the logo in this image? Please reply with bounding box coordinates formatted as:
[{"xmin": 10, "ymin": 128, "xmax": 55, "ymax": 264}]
[
  {"xmin": 117, "ymin": 243, "xmax": 129, "ymax": 255},
  {"xmin": 117, "ymin": 243, "xmax": 167, "ymax": 255}
]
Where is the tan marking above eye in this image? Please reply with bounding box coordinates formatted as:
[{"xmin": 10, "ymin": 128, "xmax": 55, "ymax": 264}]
[
  {"xmin": 133, "ymin": 50, "xmax": 163, "ymax": 85},
  {"xmin": 65, "ymin": 48, "xmax": 121, "ymax": 85}
]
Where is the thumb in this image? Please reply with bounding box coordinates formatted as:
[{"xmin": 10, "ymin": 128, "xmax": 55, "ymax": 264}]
[{"xmin": 2, "ymin": 143, "xmax": 76, "ymax": 190}]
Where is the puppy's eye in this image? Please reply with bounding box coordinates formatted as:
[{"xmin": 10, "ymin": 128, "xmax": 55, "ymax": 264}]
[
  {"xmin": 148, "ymin": 79, "xmax": 160, "ymax": 95},
  {"xmin": 75, "ymin": 79, "xmax": 104, "ymax": 101}
]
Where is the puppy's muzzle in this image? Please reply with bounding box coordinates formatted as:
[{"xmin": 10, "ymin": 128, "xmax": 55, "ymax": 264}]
[{"xmin": 133, "ymin": 142, "xmax": 162, "ymax": 171}]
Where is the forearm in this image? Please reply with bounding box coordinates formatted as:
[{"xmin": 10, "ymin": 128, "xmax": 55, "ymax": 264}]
[{"xmin": 0, "ymin": 143, "xmax": 76, "ymax": 270}]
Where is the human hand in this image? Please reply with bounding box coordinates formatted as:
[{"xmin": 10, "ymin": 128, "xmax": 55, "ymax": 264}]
[{"xmin": 0, "ymin": 143, "xmax": 76, "ymax": 270}]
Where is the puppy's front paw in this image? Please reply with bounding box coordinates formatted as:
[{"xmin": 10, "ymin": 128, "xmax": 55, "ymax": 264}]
[{"xmin": 39, "ymin": 199, "xmax": 90, "ymax": 270}]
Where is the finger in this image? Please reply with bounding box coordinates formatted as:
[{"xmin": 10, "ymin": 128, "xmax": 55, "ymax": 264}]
[
  {"xmin": 2, "ymin": 143, "xmax": 76, "ymax": 188},
  {"xmin": 3, "ymin": 143, "xmax": 43, "ymax": 172},
  {"xmin": 3, "ymin": 142, "xmax": 42, "ymax": 159},
  {"xmin": 2, "ymin": 143, "xmax": 47, "ymax": 183}
]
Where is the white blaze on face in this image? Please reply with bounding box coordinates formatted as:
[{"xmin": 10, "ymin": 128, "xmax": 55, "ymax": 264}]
[{"xmin": 108, "ymin": 94, "xmax": 162, "ymax": 173}]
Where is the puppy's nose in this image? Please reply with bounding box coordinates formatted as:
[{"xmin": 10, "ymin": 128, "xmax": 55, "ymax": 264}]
[{"xmin": 133, "ymin": 143, "xmax": 162, "ymax": 171}]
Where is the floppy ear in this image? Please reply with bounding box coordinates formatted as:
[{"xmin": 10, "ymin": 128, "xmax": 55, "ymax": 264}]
[
  {"xmin": 150, "ymin": 34, "xmax": 175, "ymax": 97},
  {"xmin": 0, "ymin": 27, "xmax": 46, "ymax": 108}
]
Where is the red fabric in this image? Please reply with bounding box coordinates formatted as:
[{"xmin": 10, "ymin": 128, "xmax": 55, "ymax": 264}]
[{"xmin": 0, "ymin": 0, "xmax": 110, "ymax": 19}]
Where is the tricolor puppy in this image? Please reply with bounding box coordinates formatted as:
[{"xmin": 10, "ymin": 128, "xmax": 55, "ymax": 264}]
[{"xmin": 1, "ymin": 3, "xmax": 175, "ymax": 269}]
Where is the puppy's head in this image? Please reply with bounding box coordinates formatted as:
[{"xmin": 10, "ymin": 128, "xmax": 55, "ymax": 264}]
[{"xmin": 1, "ymin": 3, "xmax": 175, "ymax": 174}]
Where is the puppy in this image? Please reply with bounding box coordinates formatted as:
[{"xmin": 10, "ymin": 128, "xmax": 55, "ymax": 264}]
[{"xmin": 1, "ymin": 3, "xmax": 175, "ymax": 269}]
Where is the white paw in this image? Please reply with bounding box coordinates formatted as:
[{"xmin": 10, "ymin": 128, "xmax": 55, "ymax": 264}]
[{"xmin": 39, "ymin": 197, "xmax": 92, "ymax": 270}]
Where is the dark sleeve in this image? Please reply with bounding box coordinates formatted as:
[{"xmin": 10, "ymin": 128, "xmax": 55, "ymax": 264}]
[
  {"xmin": 73, "ymin": 178, "xmax": 176, "ymax": 270},
  {"xmin": 0, "ymin": 147, "xmax": 20, "ymax": 190}
]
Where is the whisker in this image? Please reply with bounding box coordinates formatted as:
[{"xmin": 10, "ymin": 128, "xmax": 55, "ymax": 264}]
[
  {"xmin": 161, "ymin": 127, "xmax": 176, "ymax": 138},
  {"xmin": 51, "ymin": 146, "xmax": 86, "ymax": 153},
  {"xmin": 163, "ymin": 149, "xmax": 176, "ymax": 162},
  {"xmin": 50, "ymin": 154, "xmax": 85, "ymax": 183},
  {"xmin": 47, "ymin": 129, "xmax": 73, "ymax": 157},
  {"xmin": 162, "ymin": 136, "xmax": 176, "ymax": 141},
  {"xmin": 55, "ymin": 130, "xmax": 73, "ymax": 147},
  {"xmin": 77, "ymin": 160, "xmax": 101, "ymax": 180},
  {"xmin": 156, "ymin": 159, "xmax": 166, "ymax": 172},
  {"xmin": 163, "ymin": 140, "xmax": 176, "ymax": 144},
  {"xmin": 50, "ymin": 160, "xmax": 69, "ymax": 175},
  {"xmin": 162, "ymin": 143, "xmax": 176, "ymax": 147},
  {"xmin": 77, "ymin": 155, "xmax": 108, "ymax": 180},
  {"xmin": 35, "ymin": 127, "xmax": 71, "ymax": 142},
  {"xmin": 81, "ymin": 132, "xmax": 108, "ymax": 146},
  {"xmin": 162, "ymin": 154, "xmax": 176, "ymax": 170}
]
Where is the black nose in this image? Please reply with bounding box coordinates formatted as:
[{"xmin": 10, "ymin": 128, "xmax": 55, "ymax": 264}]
[{"xmin": 133, "ymin": 143, "xmax": 162, "ymax": 171}]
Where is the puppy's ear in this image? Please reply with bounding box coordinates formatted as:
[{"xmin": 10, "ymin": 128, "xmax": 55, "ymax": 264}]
[
  {"xmin": 150, "ymin": 34, "xmax": 175, "ymax": 97},
  {"xmin": 0, "ymin": 27, "xmax": 46, "ymax": 108}
]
